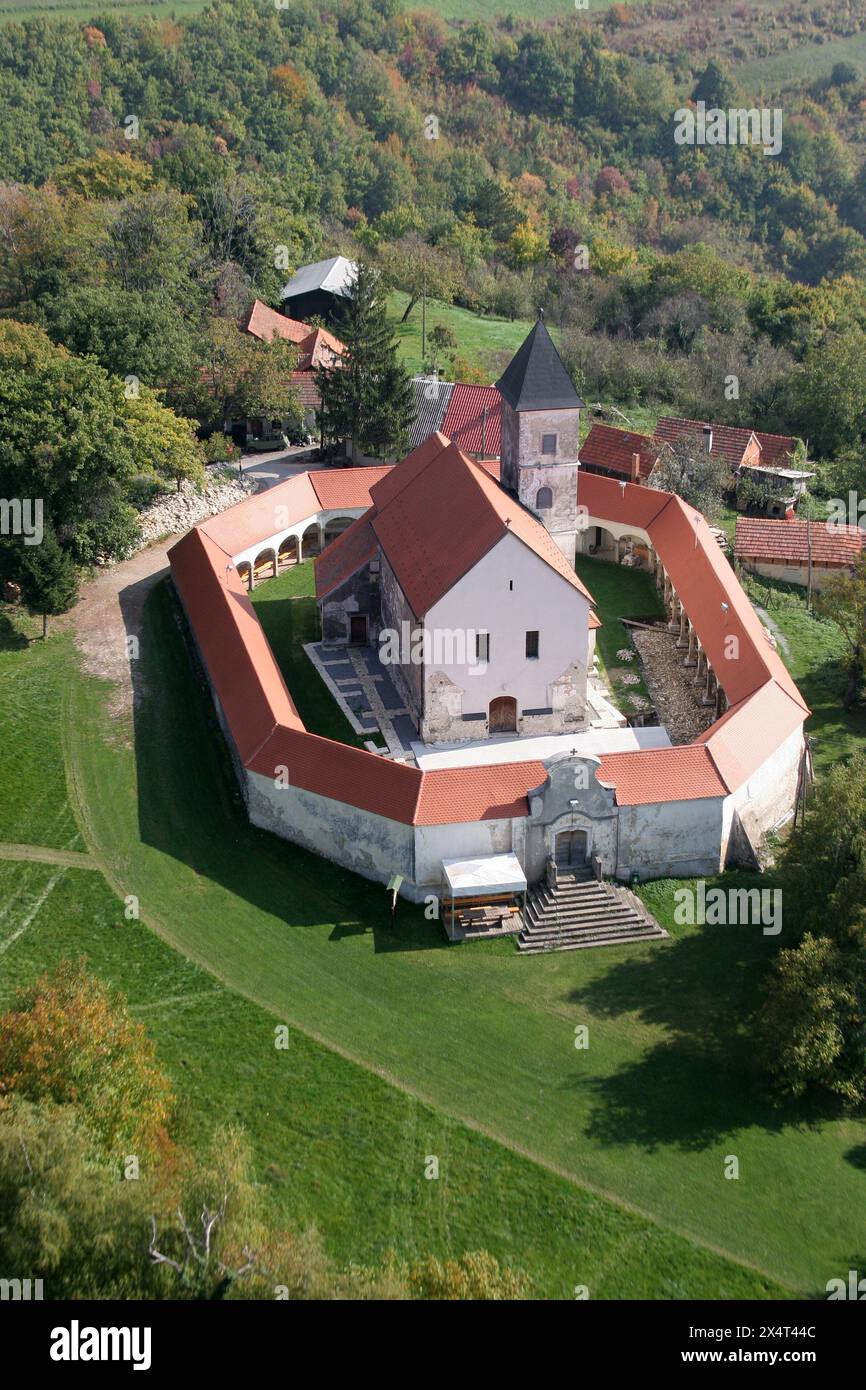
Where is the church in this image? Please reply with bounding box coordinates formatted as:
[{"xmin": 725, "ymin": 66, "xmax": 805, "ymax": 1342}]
[
  {"xmin": 169, "ymin": 315, "xmax": 809, "ymax": 941},
  {"xmin": 316, "ymin": 319, "xmax": 600, "ymax": 744}
]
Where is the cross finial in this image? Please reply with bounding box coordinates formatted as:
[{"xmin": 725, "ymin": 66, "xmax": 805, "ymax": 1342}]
[{"xmin": 537, "ymin": 306, "xmax": 545, "ymax": 322}]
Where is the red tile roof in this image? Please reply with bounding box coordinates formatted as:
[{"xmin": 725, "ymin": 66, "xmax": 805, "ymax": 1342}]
[
  {"xmin": 169, "ymin": 449, "xmax": 809, "ymax": 832},
  {"xmin": 244, "ymin": 299, "xmax": 312, "ymax": 345},
  {"xmin": 169, "ymin": 527, "xmax": 303, "ymax": 764},
  {"xmin": 735, "ymin": 516, "xmax": 864, "ymax": 568},
  {"xmin": 315, "ymin": 514, "xmax": 377, "ymax": 599},
  {"xmin": 289, "ymin": 371, "xmax": 321, "ymax": 409},
  {"xmin": 440, "ymin": 383, "xmax": 502, "ymax": 456},
  {"xmin": 200, "ymin": 468, "xmax": 388, "ymax": 558},
  {"xmin": 309, "ymin": 466, "xmax": 392, "ymax": 512},
  {"xmin": 414, "ymin": 761, "xmax": 546, "ymax": 825},
  {"xmin": 580, "ymin": 423, "xmax": 664, "ymax": 480},
  {"xmin": 370, "ymin": 437, "xmax": 594, "ymax": 616},
  {"xmin": 597, "ymin": 745, "xmax": 727, "ymax": 804},
  {"xmin": 655, "ymin": 417, "xmax": 795, "ymax": 469},
  {"xmin": 244, "ymin": 299, "xmax": 343, "ymax": 360},
  {"xmin": 201, "ymin": 472, "xmax": 321, "ymax": 556}
]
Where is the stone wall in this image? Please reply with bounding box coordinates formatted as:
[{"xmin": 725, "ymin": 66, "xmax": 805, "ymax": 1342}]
[
  {"xmin": 135, "ymin": 473, "xmax": 255, "ymax": 550},
  {"xmin": 320, "ymin": 564, "xmax": 380, "ymax": 644}
]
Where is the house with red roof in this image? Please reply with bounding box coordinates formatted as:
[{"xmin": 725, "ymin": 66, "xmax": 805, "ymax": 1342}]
[
  {"xmin": 315, "ymin": 432, "xmax": 598, "ymax": 742},
  {"xmin": 655, "ymin": 416, "xmax": 812, "ymax": 517},
  {"xmin": 239, "ymin": 299, "xmax": 345, "ymax": 446},
  {"xmin": 735, "ymin": 516, "xmax": 864, "ymax": 590},
  {"xmin": 579, "ymin": 422, "xmax": 667, "ymax": 484}
]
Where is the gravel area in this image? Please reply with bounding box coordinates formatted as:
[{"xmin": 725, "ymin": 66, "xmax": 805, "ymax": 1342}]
[{"xmin": 631, "ymin": 628, "xmax": 717, "ymax": 745}]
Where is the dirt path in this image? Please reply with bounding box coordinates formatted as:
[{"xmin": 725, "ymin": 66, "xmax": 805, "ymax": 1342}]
[
  {"xmin": 66, "ymin": 535, "xmax": 182, "ymax": 719},
  {"xmin": 0, "ymin": 843, "xmax": 98, "ymax": 870}
]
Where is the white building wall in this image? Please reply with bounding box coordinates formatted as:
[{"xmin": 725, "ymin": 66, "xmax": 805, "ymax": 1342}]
[
  {"xmin": 245, "ymin": 770, "xmax": 415, "ymax": 888},
  {"xmin": 615, "ymin": 796, "xmax": 726, "ymax": 880},
  {"xmin": 423, "ymin": 531, "xmax": 590, "ymax": 731},
  {"xmin": 721, "ymin": 722, "xmax": 804, "ymax": 863},
  {"xmin": 414, "ymin": 819, "xmax": 516, "ymax": 891},
  {"xmin": 745, "ymin": 560, "xmax": 845, "ymax": 592}
]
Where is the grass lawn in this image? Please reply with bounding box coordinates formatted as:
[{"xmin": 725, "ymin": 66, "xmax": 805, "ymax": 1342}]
[
  {"xmin": 249, "ymin": 563, "xmax": 367, "ymax": 748},
  {"xmin": 740, "ymin": 570, "xmax": 866, "ymax": 776},
  {"xmin": 0, "ymin": 857, "xmax": 785, "ymax": 1298},
  {"xmin": 389, "ymin": 291, "xmax": 550, "ymax": 380},
  {"xmin": 38, "ymin": 571, "xmax": 866, "ymax": 1297},
  {"xmin": 0, "ymin": 608, "xmax": 84, "ymax": 851},
  {"xmin": 576, "ymin": 555, "xmax": 664, "ymax": 713}
]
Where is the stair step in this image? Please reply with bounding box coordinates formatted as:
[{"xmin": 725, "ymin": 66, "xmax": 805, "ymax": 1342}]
[
  {"xmin": 517, "ymin": 926, "xmax": 666, "ymax": 954},
  {"xmin": 521, "ymin": 920, "xmax": 644, "ymax": 942},
  {"xmin": 525, "ymin": 904, "xmax": 641, "ymax": 926}
]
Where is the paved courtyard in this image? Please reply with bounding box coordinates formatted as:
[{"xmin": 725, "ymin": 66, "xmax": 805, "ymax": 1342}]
[{"xmin": 305, "ymin": 638, "xmax": 673, "ymax": 768}]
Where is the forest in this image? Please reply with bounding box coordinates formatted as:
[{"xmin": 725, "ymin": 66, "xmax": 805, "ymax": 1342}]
[{"xmin": 1, "ymin": 0, "xmax": 866, "ymax": 577}]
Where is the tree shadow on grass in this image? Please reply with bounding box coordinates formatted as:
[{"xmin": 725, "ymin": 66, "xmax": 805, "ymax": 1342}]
[
  {"xmin": 567, "ymin": 921, "xmax": 832, "ymax": 1154},
  {"xmin": 123, "ymin": 576, "xmax": 445, "ymax": 956},
  {"xmin": 0, "ymin": 608, "xmax": 30, "ymax": 651}
]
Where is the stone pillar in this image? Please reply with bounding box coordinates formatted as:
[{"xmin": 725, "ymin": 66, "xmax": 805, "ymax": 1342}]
[{"xmin": 684, "ymin": 622, "xmax": 697, "ymax": 668}]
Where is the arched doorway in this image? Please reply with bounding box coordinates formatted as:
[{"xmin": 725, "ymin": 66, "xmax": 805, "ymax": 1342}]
[
  {"xmin": 236, "ymin": 561, "xmax": 252, "ymax": 591},
  {"xmin": 300, "ymin": 523, "xmax": 322, "ymax": 559},
  {"xmin": 488, "ymin": 696, "xmax": 517, "ymax": 734},
  {"xmin": 555, "ymin": 829, "xmax": 588, "ymax": 868},
  {"xmin": 253, "ymin": 547, "xmax": 277, "ymax": 582},
  {"xmin": 277, "ymin": 535, "xmax": 299, "ymax": 570},
  {"xmin": 324, "ymin": 516, "xmax": 355, "ymax": 546}
]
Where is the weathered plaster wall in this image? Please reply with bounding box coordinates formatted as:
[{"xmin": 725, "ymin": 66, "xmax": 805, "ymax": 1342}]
[
  {"xmin": 414, "ymin": 818, "xmax": 517, "ymax": 892},
  {"xmin": 245, "ymin": 769, "xmax": 415, "ymax": 887},
  {"xmin": 722, "ymin": 722, "xmax": 803, "ymax": 863},
  {"xmin": 523, "ymin": 753, "xmax": 619, "ymax": 879},
  {"xmin": 616, "ymin": 797, "xmax": 726, "ymax": 880},
  {"xmin": 500, "ymin": 399, "xmax": 581, "ymax": 564},
  {"xmin": 743, "ymin": 560, "xmax": 845, "ymax": 592}
]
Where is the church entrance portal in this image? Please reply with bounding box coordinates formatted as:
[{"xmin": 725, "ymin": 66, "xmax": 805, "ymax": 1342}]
[
  {"xmin": 555, "ymin": 829, "xmax": 588, "ymax": 868},
  {"xmin": 488, "ymin": 696, "xmax": 517, "ymax": 734}
]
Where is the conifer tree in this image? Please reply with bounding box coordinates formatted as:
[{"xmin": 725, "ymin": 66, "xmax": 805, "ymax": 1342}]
[{"xmin": 315, "ymin": 262, "xmax": 413, "ymax": 462}]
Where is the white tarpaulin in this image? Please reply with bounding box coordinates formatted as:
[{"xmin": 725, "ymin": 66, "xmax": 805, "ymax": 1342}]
[{"xmin": 442, "ymin": 853, "xmax": 527, "ymax": 899}]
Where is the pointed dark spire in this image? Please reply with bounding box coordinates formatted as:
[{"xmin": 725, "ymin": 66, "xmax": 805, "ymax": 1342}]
[{"xmin": 496, "ymin": 319, "xmax": 584, "ymax": 413}]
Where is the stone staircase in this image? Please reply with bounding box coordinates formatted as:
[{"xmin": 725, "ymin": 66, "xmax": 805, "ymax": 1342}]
[{"xmin": 517, "ymin": 869, "xmax": 667, "ymax": 954}]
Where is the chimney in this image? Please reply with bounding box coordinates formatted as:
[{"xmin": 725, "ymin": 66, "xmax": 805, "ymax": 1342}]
[
  {"xmin": 703, "ymin": 424, "xmax": 713, "ymax": 453},
  {"xmin": 630, "ymin": 452, "xmax": 641, "ymax": 483}
]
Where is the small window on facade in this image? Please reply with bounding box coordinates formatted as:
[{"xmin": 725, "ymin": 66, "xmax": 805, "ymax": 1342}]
[
  {"xmin": 525, "ymin": 630, "xmax": 539, "ymax": 660},
  {"xmin": 476, "ymin": 631, "xmax": 490, "ymax": 663},
  {"xmin": 542, "ymin": 434, "xmax": 557, "ymax": 455},
  {"xmin": 536, "ymin": 486, "xmax": 553, "ymax": 510}
]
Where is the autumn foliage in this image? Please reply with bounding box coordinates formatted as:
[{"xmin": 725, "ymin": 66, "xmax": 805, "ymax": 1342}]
[{"xmin": 0, "ymin": 958, "xmax": 174, "ymax": 1159}]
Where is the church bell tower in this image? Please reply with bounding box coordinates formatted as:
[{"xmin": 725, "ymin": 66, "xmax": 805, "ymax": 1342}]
[{"xmin": 496, "ymin": 311, "xmax": 584, "ymax": 566}]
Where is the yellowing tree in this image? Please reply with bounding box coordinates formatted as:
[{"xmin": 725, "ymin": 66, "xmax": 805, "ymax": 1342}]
[{"xmin": 0, "ymin": 959, "xmax": 174, "ymax": 1159}]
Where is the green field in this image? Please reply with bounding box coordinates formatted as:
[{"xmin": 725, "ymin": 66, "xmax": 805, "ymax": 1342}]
[
  {"xmin": 575, "ymin": 555, "xmax": 663, "ymax": 711},
  {"xmin": 740, "ymin": 570, "xmax": 866, "ymax": 775},
  {"xmin": 0, "ymin": 0, "xmax": 642, "ymax": 22},
  {"xmin": 736, "ymin": 31, "xmax": 866, "ymax": 92},
  {"xmin": 0, "ymin": 611, "xmax": 795, "ymax": 1299},
  {"xmin": 388, "ymin": 291, "xmax": 547, "ymax": 381},
  {"xmin": 2, "ymin": 538, "xmax": 864, "ymax": 1299}
]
